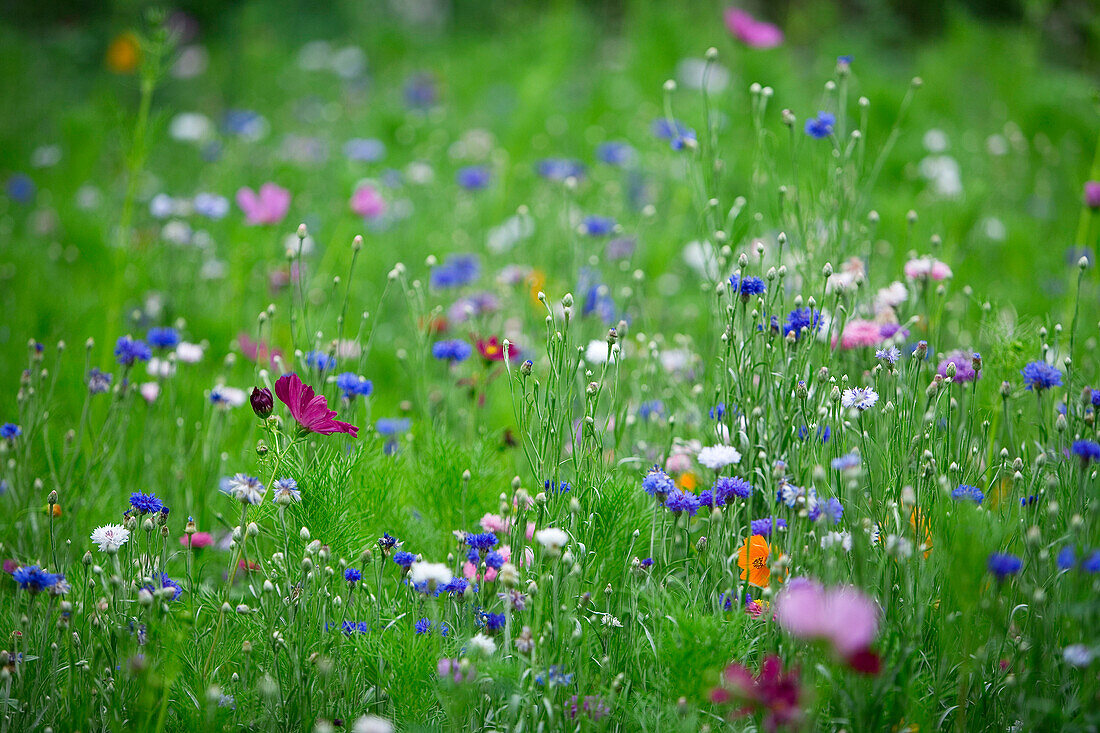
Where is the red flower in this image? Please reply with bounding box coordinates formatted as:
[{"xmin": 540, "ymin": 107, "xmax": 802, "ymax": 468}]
[
  {"xmin": 274, "ymin": 373, "xmax": 359, "ymax": 437},
  {"xmin": 711, "ymin": 655, "xmax": 801, "ymax": 731},
  {"xmin": 476, "ymin": 336, "xmax": 520, "ymax": 362},
  {"xmin": 846, "ymin": 647, "xmax": 882, "ymax": 675}
]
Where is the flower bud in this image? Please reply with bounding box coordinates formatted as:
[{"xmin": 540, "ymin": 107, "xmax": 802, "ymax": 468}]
[{"xmin": 250, "ymin": 387, "xmax": 273, "ymax": 418}]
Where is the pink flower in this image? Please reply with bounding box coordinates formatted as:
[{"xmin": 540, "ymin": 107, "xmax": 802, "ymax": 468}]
[
  {"xmin": 525, "ymin": 522, "xmax": 536, "ymax": 541},
  {"xmin": 181, "ymin": 531, "xmax": 214, "ymax": 549},
  {"xmin": 904, "ymin": 256, "xmax": 952, "ymax": 281},
  {"xmin": 1085, "ymin": 181, "xmax": 1100, "ymax": 209},
  {"xmin": 665, "ymin": 452, "xmax": 693, "ymax": 474},
  {"xmin": 238, "ymin": 332, "xmax": 282, "ymax": 368},
  {"xmin": 724, "ymin": 8, "xmax": 783, "ymax": 49},
  {"xmin": 835, "ymin": 319, "xmax": 884, "ymax": 350},
  {"xmin": 274, "ymin": 373, "xmax": 358, "ymax": 437},
  {"xmin": 774, "ymin": 578, "xmax": 879, "ymax": 656},
  {"xmin": 479, "ymin": 513, "xmax": 510, "ymax": 533},
  {"xmin": 236, "ymin": 183, "xmax": 291, "ymax": 225},
  {"xmin": 350, "ymin": 183, "xmax": 386, "ymax": 219}
]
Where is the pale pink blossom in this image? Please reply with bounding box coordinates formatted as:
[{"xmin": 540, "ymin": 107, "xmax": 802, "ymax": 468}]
[
  {"xmin": 835, "ymin": 319, "xmax": 884, "ymax": 350},
  {"xmin": 479, "ymin": 513, "xmax": 510, "ymax": 534},
  {"xmin": 724, "ymin": 8, "xmax": 783, "ymax": 49},
  {"xmin": 236, "ymin": 183, "xmax": 290, "ymax": 225},
  {"xmin": 349, "ymin": 183, "xmax": 386, "ymax": 219},
  {"xmin": 903, "ymin": 257, "xmax": 952, "ymax": 281},
  {"xmin": 775, "ymin": 578, "xmax": 879, "ymax": 655}
]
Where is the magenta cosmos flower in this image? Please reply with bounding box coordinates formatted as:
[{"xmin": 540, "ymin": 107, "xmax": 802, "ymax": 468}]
[
  {"xmin": 774, "ymin": 578, "xmax": 879, "ymax": 656},
  {"xmin": 724, "ymin": 8, "xmax": 783, "ymax": 49},
  {"xmin": 350, "ymin": 183, "xmax": 386, "ymax": 219},
  {"xmin": 236, "ymin": 183, "xmax": 291, "ymax": 225},
  {"xmin": 274, "ymin": 373, "xmax": 358, "ymax": 437}
]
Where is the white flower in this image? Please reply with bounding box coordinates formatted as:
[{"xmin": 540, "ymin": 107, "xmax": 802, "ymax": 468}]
[
  {"xmin": 90, "ymin": 524, "xmax": 130, "ymax": 553},
  {"xmin": 168, "ymin": 112, "xmax": 214, "ymax": 142},
  {"xmin": 228, "ymin": 473, "xmax": 264, "ymax": 505},
  {"xmin": 175, "ymin": 342, "xmax": 204, "ymax": 363},
  {"xmin": 351, "ymin": 716, "xmax": 394, "ymax": 733},
  {"xmin": 584, "ymin": 339, "xmax": 617, "ymax": 365},
  {"xmin": 211, "ymin": 385, "xmax": 247, "ymax": 409},
  {"xmin": 147, "ymin": 358, "xmax": 176, "ymax": 378},
  {"xmin": 1063, "ymin": 644, "xmax": 1093, "ymax": 668},
  {"xmin": 139, "ymin": 382, "xmax": 160, "ymax": 403},
  {"xmin": 534, "ymin": 528, "xmax": 569, "ymax": 556},
  {"xmin": 820, "ymin": 531, "xmax": 852, "ymax": 552},
  {"xmin": 409, "ymin": 561, "xmax": 452, "ymax": 589},
  {"xmin": 874, "ymin": 281, "xmax": 908, "ymax": 311},
  {"xmin": 697, "ymin": 444, "xmax": 741, "ymax": 470},
  {"xmin": 468, "ymin": 633, "xmax": 497, "ymax": 657},
  {"xmin": 841, "ymin": 387, "xmax": 879, "ymax": 411}
]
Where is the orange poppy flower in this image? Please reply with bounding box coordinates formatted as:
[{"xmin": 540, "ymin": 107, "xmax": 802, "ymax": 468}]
[
  {"xmin": 737, "ymin": 535, "xmax": 778, "ymax": 588},
  {"xmin": 106, "ymin": 32, "xmax": 141, "ymax": 74},
  {"xmin": 677, "ymin": 471, "xmax": 699, "ymax": 491}
]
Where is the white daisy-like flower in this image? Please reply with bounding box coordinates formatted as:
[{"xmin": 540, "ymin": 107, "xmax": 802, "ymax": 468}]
[
  {"xmin": 534, "ymin": 528, "xmax": 569, "ymax": 556},
  {"xmin": 409, "ymin": 561, "xmax": 452, "ymax": 590},
  {"xmin": 841, "ymin": 387, "xmax": 879, "ymax": 411},
  {"xmin": 697, "ymin": 444, "xmax": 741, "ymax": 470},
  {"xmin": 90, "ymin": 524, "xmax": 130, "ymax": 554},
  {"xmin": 467, "ymin": 633, "xmax": 497, "ymax": 657}
]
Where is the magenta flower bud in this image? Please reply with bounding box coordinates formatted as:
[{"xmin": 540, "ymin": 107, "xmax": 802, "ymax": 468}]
[
  {"xmin": 250, "ymin": 387, "xmax": 273, "ymax": 418},
  {"xmin": 1085, "ymin": 181, "xmax": 1100, "ymax": 210}
]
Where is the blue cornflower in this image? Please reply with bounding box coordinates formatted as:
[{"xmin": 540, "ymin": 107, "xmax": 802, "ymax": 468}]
[
  {"xmin": 466, "ymin": 532, "xmax": 499, "ymax": 553},
  {"xmin": 438, "ymin": 577, "xmax": 469, "ymax": 596},
  {"xmin": 343, "ymin": 138, "xmax": 386, "ymax": 162},
  {"xmin": 777, "ymin": 482, "xmax": 804, "ymax": 507},
  {"xmin": 751, "ymin": 517, "xmax": 787, "ymax": 537},
  {"xmin": 581, "ymin": 216, "xmax": 616, "ymax": 237},
  {"xmin": 345, "ymin": 567, "xmax": 361, "ymax": 584},
  {"xmin": 0, "ymin": 423, "xmax": 21, "ymax": 440},
  {"xmin": 129, "ymin": 492, "xmax": 164, "ymax": 515},
  {"xmin": 304, "ymin": 350, "xmax": 336, "ymax": 372},
  {"xmin": 272, "ymin": 478, "xmax": 301, "ymax": 504},
  {"xmin": 481, "ymin": 612, "xmax": 506, "ymax": 632},
  {"xmin": 1091, "ymin": 389, "xmax": 1100, "ymax": 408},
  {"xmin": 430, "ymin": 254, "xmax": 481, "ymax": 288},
  {"xmin": 114, "ymin": 336, "xmax": 151, "ymax": 366},
  {"xmin": 831, "ymin": 452, "xmax": 861, "ymax": 471},
  {"xmin": 797, "ymin": 424, "xmax": 831, "ymax": 443},
  {"xmin": 335, "ymin": 372, "xmax": 373, "ymax": 398},
  {"xmin": 642, "ymin": 467, "xmax": 675, "ymax": 499},
  {"xmin": 378, "ymin": 533, "xmax": 400, "ymax": 551},
  {"xmin": 415, "ymin": 618, "xmax": 432, "ymax": 634},
  {"xmin": 596, "ymin": 141, "xmax": 636, "ymax": 167},
  {"xmin": 404, "ymin": 73, "xmax": 438, "ymax": 108},
  {"xmin": 729, "ymin": 274, "xmax": 767, "ymax": 301},
  {"xmin": 638, "ymin": 400, "xmax": 665, "ymax": 421},
  {"xmin": 1020, "ymin": 495, "xmax": 1037, "ymax": 507},
  {"xmin": 665, "ymin": 490, "xmax": 700, "ymax": 516},
  {"xmin": 87, "ymin": 368, "xmax": 113, "ymax": 394},
  {"xmin": 536, "ymin": 158, "xmax": 585, "ymax": 181},
  {"xmin": 988, "ymin": 552, "xmax": 1023, "ymax": 580},
  {"xmin": 811, "ymin": 498, "xmax": 844, "ymax": 524},
  {"xmin": 456, "ymin": 166, "xmax": 491, "ymax": 190},
  {"xmin": 710, "ymin": 403, "xmax": 726, "ymax": 421},
  {"xmin": 1021, "ymin": 361, "xmax": 1062, "ymax": 391},
  {"xmin": 146, "ymin": 327, "xmax": 180, "ymax": 350},
  {"xmin": 393, "ymin": 551, "xmax": 416, "ymax": 568},
  {"xmin": 640, "ymin": 558, "xmax": 654, "ymax": 568},
  {"xmin": 837, "ymin": 55, "xmax": 853, "ymax": 66},
  {"xmin": 485, "ymin": 551, "xmax": 504, "ymax": 569},
  {"xmin": 341, "ymin": 621, "xmax": 370, "ymax": 635},
  {"xmin": 543, "ymin": 479, "xmax": 572, "ymax": 494},
  {"xmin": 376, "ymin": 418, "xmax": 411, "ymax": 436},
  {"xmin": 714, "ymin": 476, "xmax": 752, "ymax": 502},
  {"xmin": 1057, "ymin": 546, "xmax": 1076, "ymax": 570},
  {"xmin": 150, "ymin": 574, "xmax": 183, "ymax": 600},
  {"xmin": 804, "ymin": 111, "xmax": 835, "ymax": 138},
  {"xmin": 783, "ymin": 307, "xmax": 821, "ymax": 340},
  {"xmin": 652, "ymin": 119, "xmax": 696, "ymax": 150},
  {"xmin": 13, "ymin": 566, "xmax": 61, "ymax": 593},
  {"xmin": 1071, "ymin": 440, "xmax": 1100, "ymax": 464},
  {"xmin": 951, "ymin": 484, "xmax": 984, "ymax": 505},
  {"xmin": 6, "ymin": 173, "xmax": 35, "ymax": 203},
  {"xmin": 432, "ymin": 340, "xmax": 473, "ymax": 362},
  {"xmin": 578, "ymin": 269, "xmax": 618, "ymax": 324},
  {"xmin": 535, "ymin": 666, "xmax": 575, "ymax": 686},
  {"xmin": 465, "ymin": 547, "xmax": 480, "ymax": 564},
  {"xmin": 1083, "ymin": 550, "xmax": 1100, "ymax": 573}
]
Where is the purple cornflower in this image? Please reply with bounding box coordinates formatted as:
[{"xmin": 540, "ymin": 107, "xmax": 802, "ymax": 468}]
[
  {"xmin": 456, "ymin": 166, "xmax": 491, "ymax": 190},
  {"xmin": 875, "ymin": 346, "xmax": 901, "ymax": 365},
  {"xmin": 114, "ymin": 336, "xmax": 151, "ymax": 366},
  {"xmin": 810, "ymin": 497, "xmax": 844, "ymax": 524},
  {"xmin": 714, "ymin": 476, "xmax": 753, "ymax": 502},
  {"xmin": 665, "ymin": 490, "xmax": 700, "ymax": 516},
  {"xmin": 87, "ymin": 368, "xmax": 113, "ymax": 394},
  {"xmin": 750, "ymin": 517, "xmax": 787, "ymax": 537},
  {"xmin": 938, "ymin": 350, "xmax": 980, "ymax": 382},
  {"xmin": 831, "ymin": 452, "xmax": 861, "ymax": 471}
]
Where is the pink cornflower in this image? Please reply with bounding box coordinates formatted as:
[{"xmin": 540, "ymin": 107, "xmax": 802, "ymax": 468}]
[
  {"xmin": 724, "ymin": 8, "xmax": 783, "ymax": 49},
  {"xmin": 479, "ymin": 513, "xmax": 511, "ymax": 534},
  {"xmin": 274, "ymin": 373, "xmax": 359, "ymax": 437},
  {"xmin": 903, "ymin": 256, "xmax": 952, "ymax": 281},
  {"xmin": 774, "ymin": 578, "xmax": 879, "ymax": 656},
  {"xmin": 350, "ymin": 183, "xmax": 386, "ymax": 219},
  {"xmin": 236, "ymin": 183, "xmax": 290, "ymax": 225},
  {"xmin": 181, "ymin": 531, "xmax": 214, "ymax": 549},
  {"xmin": 836, "ymin": 318, "xmax": 884, "ymax": 349}
]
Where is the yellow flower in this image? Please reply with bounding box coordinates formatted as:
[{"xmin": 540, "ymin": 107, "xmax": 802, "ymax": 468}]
[{"xmin": 106, "ymin": 32, "xmax": 140, "ymax": 74}]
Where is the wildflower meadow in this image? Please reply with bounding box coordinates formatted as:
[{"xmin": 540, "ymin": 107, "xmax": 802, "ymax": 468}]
[{"xmin": 1, "ymin": 2, "xmax": 1099, "ymax": 731}]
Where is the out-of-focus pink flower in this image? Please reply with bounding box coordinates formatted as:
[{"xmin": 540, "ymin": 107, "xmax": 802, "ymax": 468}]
[
  {"xmin": 525, "ymin": 522, "xmax": 536, "ymax": 541},
  {"xmin": 710, "ymin": 655, "xmax": 801, "ymax": 729},
  {"xmin": 140, "ymin": 382, "xmax": 160, "ymax": 403},
  {"xmin": 2, "ymin": 559, "xmax": 19, "ymax": 574},
  {"xmin": 1084, "ymin": 181, "xmax": 1100, "ymax": 209},
  {"xmin": 181, "ymin": 531, "xmax": 214, "ymax": 549},
  {"xmin": 774, "ymin": 578, "xmax": 879, "ymax": 656},
  {"xmin": 479, "ymin": 513, "xmax": 510, "ymax": 533},
  {"xmin": 665, "ymin": 452, "xmax": 693, "ymax": 474},
  {"xmin": 236, "ymin": 183, "xmax": 290, "ymax": 225},
  {"xmin": 350, "ymin": 183, "xmax": 386, "ymax": 219},
  {"xmin": 904, "ymin": 256, "xmax": 952, "ymax": 281},
  {"xmin": 274, "ymin": 373, "xmax": 358, "ymax": 437},
  {"xmin": 724, "ymin": 8, "xmax": 783, "ymax": 49},
  {"xmin": 238, "ymin": 332, "xmax": 282, "ymax": 368},
  {"xmin": 835, "ymin": 319, "xmax": 885, "ymax": 349}
]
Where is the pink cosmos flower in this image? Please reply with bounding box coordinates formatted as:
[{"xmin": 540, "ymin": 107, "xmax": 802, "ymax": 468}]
[
  {"xmin": 903, "ymin": 256, "xmax": 952, "ymax": 281},
  {"xmin": 274, "ymin": 373, "xmax": 359, "ymax": 437},
  {"xmin": 236, "ymin": 183, "xmax": 291, "ymax": 225},
  {"xmin": 835, "ymin": 319, "xmax": 884, "ymax": 349},
  {"xmin": 724, "ymin": 8, "xmax": 783, "ymax": 49},
  {"xmin": 350, "ymin": 183, "xmax": 386, "ymax": 219},
  {"xmin": 774, "ymin": 578, "xmax": 879, "ymax": 656}
]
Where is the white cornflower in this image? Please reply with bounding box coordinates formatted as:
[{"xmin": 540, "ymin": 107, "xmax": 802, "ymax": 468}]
[
  {"xmin": 467, "ymin": 633, "xmax": 497, "ymax": 657},
  {"xmin": 175, "ymin": 342, "xmax": 204, "ymax": 363},
  {"xmin": 697, "ymin": 444, "xmax": 741, "ymax": 470},
  {"xmin": 228, "ymin": 473, "xmax": 264, "ymax": 505},
  {"xmin": 351, "ymin": 716, "xmax": 394, "ymax": 733},
  {"xmin": 211, "ymin": 385, "xmax": 247, "ymax": 409},
  {"xmin": 1063, "ymin": 644, "xmax": 1093, "ymax": 668},
  {"xmin": 90, "ymin": 524, "xmax": 130, "ymax": 554},
  {"xmin": 534, "ymin": 528, "xmax": 569, "ymax": 557},
  {"xmin": 841, "ymin": 387, "xmax": 879, "ymax": 411},
  {"xmin": 409, "ymin": 561, "xmax": 452, "ymax": 590}
]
